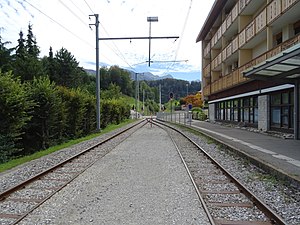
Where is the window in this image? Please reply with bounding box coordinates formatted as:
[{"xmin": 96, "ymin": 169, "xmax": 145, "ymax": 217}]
[
  {"xmin": 270, "ymin": 90, "xmax": 294, "ymax": 130},
  {"xmin": 294, "ymin": 20, "xmax": 300, "ymax": 35},
  {"xmin": 215, "ymin": 96, "xmax": 257, "ymax": 126}
]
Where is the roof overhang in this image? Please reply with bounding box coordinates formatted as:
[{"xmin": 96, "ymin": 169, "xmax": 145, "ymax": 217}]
[
  {"xmin": 243, "ymin": 43, "xmax": 300, "ymax": 84},
  {"xmin": 196, "ymin": 0, "xmax": 227, "ymax": 43}
]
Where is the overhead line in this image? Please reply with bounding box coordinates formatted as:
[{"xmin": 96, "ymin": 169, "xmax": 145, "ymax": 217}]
[
  {"xmin": 67, "ymin": 0, "xmax": 88, "ymax": 18},
  {"xmin": 83, "ymin": 0, "xmax": 94, "ymax": 15},
  {"xmin": 22, "ymin": 0, "xmax": 94, "ymax": 49},
  {"xmin": 96, "ymin": 19, "xmax": 136, "ymax": 71},
  {"xmin": 58, "ymin": 0, "xmax": 90, "ymax": 30},
  {"xmin": 164, "ymin": 0, "xmax": 193, "ymax": 74}
]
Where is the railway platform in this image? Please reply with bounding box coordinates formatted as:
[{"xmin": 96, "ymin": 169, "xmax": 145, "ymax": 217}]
[{"xmin": 156, "ymin": 112, "xmax": 300, "ymax": 185}]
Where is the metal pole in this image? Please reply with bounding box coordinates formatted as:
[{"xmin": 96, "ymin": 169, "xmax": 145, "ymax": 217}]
[
  {"xmin": 148, "ymin": 21, "xmax": 151, "ymax": 67},
  {"xmin": 159, "ymin": 84, "xmax": 161, "ymax": 111},
  {"xmin": 186, "ymin": 83, "xmax": 188, "ymax": 96},
  {"xmin": 135, "ymin": 73, "xmax": 138, "ymax": 119},
  {"xmin": 143, "ymin": 89, "xmax": 145, "ymax": 113},
  {"xmin": 90, "ymin": 14, "xmax": 101, "ymax": 131},
  {"xmin": 137, "ymin": 75, "xmax": 139, "ymax": 114},
  {"xmin": 171, "ymin": 100, "xmax": 173, "ymax": 122}
]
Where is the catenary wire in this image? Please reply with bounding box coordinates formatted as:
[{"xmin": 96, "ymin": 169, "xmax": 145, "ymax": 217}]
[
  {"xmin": 67, "ymin": 0, "xmax": 88, "ymax": 18},
  {"xmin": 58, "ymin": 0, "xmax": 91, "ymax": 31},
  {"xmin": 83, "ymin": 0, "xmax": 94, "ymax": 15},
  {"xmin": 23, "ymin": 0, "xmax": 94, "ymax": 49},
  {"xmin": 82, "ymin": 0, "xmax": 136, "ymax": 71},
  {"xmin": 163, "ymin": 0, "xmax": 193, "ymax": 75}
]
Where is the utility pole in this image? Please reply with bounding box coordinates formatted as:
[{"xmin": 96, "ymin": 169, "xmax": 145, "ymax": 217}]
[
  {"xmin": 159, "ymin": 84, "xmax": 162, "ymax": 111},
  {"xmin": 90, "ymin": 14, "xmax": 101, "ymax": 131},
  {"xmin": 147, "ymin": 17, "xmax": 158, "ymax": 67},
  {"xmin": 135, "ymin": 73, "xmax": 138, "ymax": 119},
  {"xmin": 143, "ymin": 89, "xmax": 145, "ymax": 113}
]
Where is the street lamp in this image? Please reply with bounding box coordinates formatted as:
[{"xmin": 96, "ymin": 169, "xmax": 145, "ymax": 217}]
[{"xmin": 147, "ymin": 16, "xmax": 158, "ymax": 67}]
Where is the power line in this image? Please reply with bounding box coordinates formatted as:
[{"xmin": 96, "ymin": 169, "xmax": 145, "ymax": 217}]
[
  {"xmin": 96, "ymin": 19, "xmax": 136, "ymax": 71},
  {"xmin": 22, "ymin": 0, "xmax": 94, "ymax": 49},
  {"xmin": 67, "ymin": 0, "xmax": 88, "ymax": 18},
  {"xmin": 83, "ymin": 0, "xmax": 94, "ymax": 15},
  {"xmin": 58, "ymin": 0, "xmax": 90, "ymax": 30},
  {"xmin": 164, "ymin": 0, "xmax": 193, "ymax": 74}
]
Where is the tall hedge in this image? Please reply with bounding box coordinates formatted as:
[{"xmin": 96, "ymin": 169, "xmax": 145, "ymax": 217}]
[
  {"xmin": 101, "ymin": 99, "xmax": 130, "ymax": 128},
  {"xmin": 58, "ymin": 87, "xmax": 96, "ymax": 138},
  {"xmin": 0, "ymin": 71, "xmax": 33, "ymax": 162},
  {"xmin": 22, "ymin": 76, "xmax": 66, "ymax": 153}
]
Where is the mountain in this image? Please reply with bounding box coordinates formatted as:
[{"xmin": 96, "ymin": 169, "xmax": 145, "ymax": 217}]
[
  {"xmin": 128, "ymin": 71, "xmax": 173, "ymax": 81},
  {"xmin": 85, "ymin": 69, "xmax": 174, "ymax": 81},
  {"xmin": 85, "ymin": 69, "xmax": 96, "ymax": 76}
]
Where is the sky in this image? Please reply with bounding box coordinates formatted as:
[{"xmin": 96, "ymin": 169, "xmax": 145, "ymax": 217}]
[{"xmin": 0, "ymin": 0, "xmax": 215, "ymax": 81}]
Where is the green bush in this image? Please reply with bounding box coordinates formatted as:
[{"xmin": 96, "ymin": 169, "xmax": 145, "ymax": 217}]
[
  {"xmin": 22, "ymin": 76, "xmax": 66, "ymax": 153},
  {"xmin": 192, "ymin": 107, "xmax": 207, "ymax": 121},
  {"xmin": 101, "ymin": 99, "xmax": 130, "ymax": 129},
  {"xmin": 0, "ymin": 71, "xmax": 33, "ymax": 162}
]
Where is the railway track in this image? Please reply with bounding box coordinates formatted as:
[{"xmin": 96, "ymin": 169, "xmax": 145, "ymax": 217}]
[
  {"xmin": 0, "ymin": 119, "xmax": 147, "ymax": 225},
  {"xmin": 154, "ymin": 120, "xmax": 288, "ymax": 225}
]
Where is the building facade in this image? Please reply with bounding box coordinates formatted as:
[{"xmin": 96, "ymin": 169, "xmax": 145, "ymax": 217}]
[{"xmin": 197, "ymin": 0, "xmax": 300, "ymax": 139}]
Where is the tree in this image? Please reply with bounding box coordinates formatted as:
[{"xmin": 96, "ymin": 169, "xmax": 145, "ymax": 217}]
[
  {"xmin": 101, "ymin": 83, "xmax": 122, "ymax": 99},
  {"xmin": 0, "ymin": 35, "xmax": 13, "ymax": 72},
  {"xmin": 22, "ymin": 76, "xmax": 66, "ymax": 152},
  {"xmin": 13, "ymin": 26, "xmax": 43, "ymax": 81},
  {"xmin": 15, "ymin": 30, "xmax": 26, "ymax": 58},
  {"xmin": 53, "ymin": 47, "xmax": 81, "ymax": 88},
  {"xmin": 0, "ymin": 71, "xmax": 33, "ymax": 162},
  {"xmin": 26, "ymin": 23, "xmax": 40, "ymax": 58},
  {"xmin": 182, "ymin": 92, "xmax": 203, "ymax": 108}
]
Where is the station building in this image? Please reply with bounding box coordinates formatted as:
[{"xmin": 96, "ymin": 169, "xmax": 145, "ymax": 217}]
[{"xmin": 196, "ymin": 0, "xmax": 300, "ymax": 139}]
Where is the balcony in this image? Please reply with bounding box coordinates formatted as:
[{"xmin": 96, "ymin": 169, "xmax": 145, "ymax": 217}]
[
  {"xmin": 203, "ymin": 64, "xmax": 211, "ymax": 78},
  {"xmin": 204, "ymin": 34, "xmax": 300, "ymax": 97},
  {"xmin": 203, "ymin": 0, "xmax": 300, "ymax": 94},
  {"xmin": 267, "ymin": 0, "xmax": 281, "ymax": 24},
  {"xmin": 203, "ymin": 42, "xmax": 211, "ymax": 58}
]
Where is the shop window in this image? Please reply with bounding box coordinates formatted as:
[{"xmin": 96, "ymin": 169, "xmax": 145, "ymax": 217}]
[
  {"xmin": 215, "ymin": 96, "xmax": 257, "ymax": 126},
  {"xmin": 270, "ymin": 90, "xmax": 294, "ymax": 130},
  {"xmin": 271, "ymin": 107, "xmax": 281, "ymax": 127}
]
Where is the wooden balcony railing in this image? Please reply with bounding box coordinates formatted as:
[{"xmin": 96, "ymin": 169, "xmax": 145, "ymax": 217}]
[
  {"xmin": 255, "ymin": 8, "xmax": 267, "ymax": 33},
  {"xmin": 204, "ymin": 34, "xmax": 300, "ymax": 97},
  {"xmin": 245, "ymin": 21, "xmax": 255, "ymax": 42},
  {"xmin": 282, "ymin": 0, "xmax": 298, "ymax": 11},
  {"xmin": 206, "ymin": 0, "xmax": 299, "ymax": 69},
  {"xmin": 203, "ymin": 64, "xmax": 211, "ymax": 78},
  {"xmin": 267, "ymin": 0, "xmax": 281, "ymax": 24}
]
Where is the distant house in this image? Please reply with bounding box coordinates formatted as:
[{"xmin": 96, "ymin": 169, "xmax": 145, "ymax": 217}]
[{"xmin": 196, "ymin": 0, "xmax": 300, "ymax": 139}]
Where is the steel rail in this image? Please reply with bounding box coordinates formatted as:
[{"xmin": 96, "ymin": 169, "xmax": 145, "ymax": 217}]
[
  {"xmin": 153, "ymin": 119, "xmax": 288, "ymax": 225},
  {"xmin": 154, "ymin": 121, "xmax": 216, "ymax": 225},
  {"xmin": 0, "ymin": 119, "xmax": 147, "ymax": 224}
]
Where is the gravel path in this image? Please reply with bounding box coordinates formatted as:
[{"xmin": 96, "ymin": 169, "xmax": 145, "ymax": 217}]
[{"xmin": 19, "ymin": 125, "xmax": 210, "ymax": 225}]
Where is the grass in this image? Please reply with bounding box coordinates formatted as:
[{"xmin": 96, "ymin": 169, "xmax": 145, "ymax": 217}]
[{"xmin": 0, "ymin": 119, "xmax": 136, "ymax": 173}]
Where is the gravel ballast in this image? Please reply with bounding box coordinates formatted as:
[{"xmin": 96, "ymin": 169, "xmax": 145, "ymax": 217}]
[{"xmin": 19, "ymin": 125, "xmax": 210, "ymax": 225}]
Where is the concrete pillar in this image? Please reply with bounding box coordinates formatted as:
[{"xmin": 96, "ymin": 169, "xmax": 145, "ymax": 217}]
[
  {"xmin": 267, "ymin": 26, "xmax": 273, "ymax": 50},
  {"xmin": 209, "ymin": 103, "xmax": 216, "ymax": 122},
  {"xmin": 295, "ymin": 81, "xmax": 300, "ymax": 140},
  {"xmin": 258, "ymin": 95, "xmax": 269, "ymax": 132}
]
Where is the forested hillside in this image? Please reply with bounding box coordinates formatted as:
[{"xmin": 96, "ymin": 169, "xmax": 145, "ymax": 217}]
[{"xmin": 145, "ymin": 79, "xmax": 201, "ymax": 103}]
